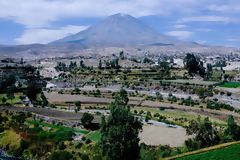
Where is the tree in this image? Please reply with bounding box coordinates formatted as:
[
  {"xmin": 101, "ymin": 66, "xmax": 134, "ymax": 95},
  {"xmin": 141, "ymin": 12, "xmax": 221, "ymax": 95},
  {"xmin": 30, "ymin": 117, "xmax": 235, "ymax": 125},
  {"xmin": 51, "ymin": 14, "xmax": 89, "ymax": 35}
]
[
  {"xmin": 114, "ymin": 88, "xmax": 129, "ymax": 105},
  {"xmin": 197, "ymin": 88, "xmax": 205, "ymax": 99},
  {"xmin": 206, "ymin": 63, "xmax": 213, "ymax": 79},
  {"xmin": 224, "ymin": 74, "xmax": 229, "ymax": 82},
  {"xmin": 81, "ymin": 113, "xmax": 94, "ymax": 129},
  {"xmin": 100, "ymin": 89, "xmax": 142, "ymax": 160},
  {"xmin": 98, "ymin": 60, "xmax": 102, "ymax": 69},
  {"xmin": 186, "ymin": 116, "xmax": 220, "ymax": 148},
  {"xmin": 75, "ymin": 101, "xmax": 81, "ymax": 112},
  {"xmin": 119, "ymin": 51, "xmax": 124, "ymax": 60},
  {"xmin": 184, "ymin": 53, "xmax": 205, "ymax": 78},
  {"xmin": 1, "ymin": 97, "xmax": 6, "ymax": 104},
  {"xmin": 156, "ymin": 92, "xmax": 163, "ymax": 101},
  {"xmin": 20, "ymin": 58, "xmax": 24, "ymax": 64},
  {"xmin": 225, "ymin": 115, "xmax": 240, "ymax": 141},
  {"xmin": 25, "ymin": 83, "xmax": 41, "ymax": 102},
  {"xmin": 7, "ymin": 85, "xmax": 15, "ymax": 104}
]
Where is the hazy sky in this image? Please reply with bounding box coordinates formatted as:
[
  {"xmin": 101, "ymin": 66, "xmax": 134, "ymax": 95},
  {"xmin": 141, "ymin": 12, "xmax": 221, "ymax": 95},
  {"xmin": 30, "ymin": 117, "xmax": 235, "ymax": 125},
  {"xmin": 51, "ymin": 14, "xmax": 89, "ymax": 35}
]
[{"xmin": 0, "ymin": 0, "xmax": 240, "ymax": 47}]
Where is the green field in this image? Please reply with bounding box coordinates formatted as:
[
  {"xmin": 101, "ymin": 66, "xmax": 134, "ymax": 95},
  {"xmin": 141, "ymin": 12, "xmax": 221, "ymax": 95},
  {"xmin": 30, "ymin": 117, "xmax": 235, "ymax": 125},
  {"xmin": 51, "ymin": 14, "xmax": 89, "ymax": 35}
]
[
  {"xmin": 86, "ymin": 131, "xmax": 101, "ymax": 142},
  {"xmin": 26, "ymin": 120, "xmax": 88, "ymax": 134},
  {"xmin": 176, "ymin": 143, "xmax": 240, "ymax": 160},
  {"xmin": 219, "ymin": 82, "xmax": 240, "ymax": 88},
  {"xmin": 0, "ymin": 94, "xmax": 22, "ymax": 104}
]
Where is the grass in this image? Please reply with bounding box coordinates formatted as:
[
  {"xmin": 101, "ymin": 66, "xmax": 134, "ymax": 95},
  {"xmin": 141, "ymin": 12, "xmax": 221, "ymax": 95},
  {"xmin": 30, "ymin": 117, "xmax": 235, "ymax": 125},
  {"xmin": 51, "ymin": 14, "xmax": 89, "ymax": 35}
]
[
  {"xmin": 86, "ymin": 131, "xmax": 101, "ymax": 142},
  {"xmin": 0, "ymin": 94, "xmax": 22, "ymax": 104},
  {"xmin": 132, "ymin": 107, "xmax": 226, "ymax": 127},
  {"xmin": 133, "ymin": 107, "xmax": 197, "ymax": 119},
  {"xmin": 26, "ymin": 120, "xmax": 89, "ymax": 134},
  {"xmin": 175, "ymin": 143, "xmax": 240, "ymax": 160},
  {"xmin": 219, "ymin": 82, "xmax": 240, "ymax": 88}
]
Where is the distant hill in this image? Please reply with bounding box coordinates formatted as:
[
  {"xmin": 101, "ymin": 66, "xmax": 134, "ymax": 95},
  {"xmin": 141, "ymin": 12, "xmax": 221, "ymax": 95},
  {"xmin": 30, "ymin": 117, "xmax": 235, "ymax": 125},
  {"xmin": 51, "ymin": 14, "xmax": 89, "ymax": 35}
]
[{"xmin": 51, "ymin": 13, "xmax": 186, "ymax": 47}]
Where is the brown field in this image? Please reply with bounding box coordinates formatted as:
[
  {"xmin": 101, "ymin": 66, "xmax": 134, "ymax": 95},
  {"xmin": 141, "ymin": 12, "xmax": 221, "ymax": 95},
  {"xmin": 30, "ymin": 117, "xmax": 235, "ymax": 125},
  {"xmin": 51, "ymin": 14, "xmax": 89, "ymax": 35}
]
[{"xmin": 139, "ymin": 124, "xmax": 190, "ymax": 147}]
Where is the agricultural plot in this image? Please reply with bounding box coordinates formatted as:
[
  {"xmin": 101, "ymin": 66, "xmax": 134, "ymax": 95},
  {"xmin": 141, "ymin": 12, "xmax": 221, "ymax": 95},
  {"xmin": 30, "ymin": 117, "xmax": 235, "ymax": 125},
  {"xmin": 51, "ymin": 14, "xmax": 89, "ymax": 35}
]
[
  {"xmin": 219, "ymin": 82, "xmax": 240, "ymax": 88},
  {"xmin": 86, "ymin": 131, "xmax": 101, "ymax": 142},
  {"xmin": 176, "ymin": 143, "xmax": 240, "ymax": 160},
  {"xmin": 26, "ymin": 120, "xmax": 88, "ymax": 134}
]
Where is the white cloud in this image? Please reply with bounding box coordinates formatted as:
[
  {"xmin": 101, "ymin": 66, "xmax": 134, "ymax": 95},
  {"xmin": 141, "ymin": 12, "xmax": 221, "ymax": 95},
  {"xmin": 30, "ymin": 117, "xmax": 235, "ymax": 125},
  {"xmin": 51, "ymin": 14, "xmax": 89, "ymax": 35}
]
[
  {"xmin": 226, "ymin": 38, "xmax": 238, "ymax": 42},
  {"xmin": 15, "ymin": 25, "xmax": 88, "ymax": 44},
  {"xmin": 196, "ymin": 40, "xmax": 207, "ymax": 44},
  {"xmin": 179, "ymin": 16, "xmax": 239, "ymax": 23},
  {"xmin": 165, "ymin": 31, "xmax": 193, "ymax": 40},
  {"xmin": 207, "ymin": 3, "xmax": 240, "ymax": 13},
  {"xmin": 0, "ymin": 0, "xmax": 216, "ymax": 28},
  {"xmin": 173, "ymin": 24, "xmax": 187, "ymax": 29}
]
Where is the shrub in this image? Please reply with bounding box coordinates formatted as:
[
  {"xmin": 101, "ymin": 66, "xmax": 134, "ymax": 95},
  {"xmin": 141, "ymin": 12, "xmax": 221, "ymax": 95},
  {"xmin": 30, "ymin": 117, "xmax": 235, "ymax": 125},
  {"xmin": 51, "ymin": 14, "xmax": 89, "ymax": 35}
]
[
  {"xmin": 81, "ymin": 154, "xmax": 90, "ymax": 160},
  {"xmin": 49, "ymin": 151, "xmax": 73, "ymax": 160},
  {"xmin": 58, "ymin": 141, "xmax": 66, "ymax": 150}
]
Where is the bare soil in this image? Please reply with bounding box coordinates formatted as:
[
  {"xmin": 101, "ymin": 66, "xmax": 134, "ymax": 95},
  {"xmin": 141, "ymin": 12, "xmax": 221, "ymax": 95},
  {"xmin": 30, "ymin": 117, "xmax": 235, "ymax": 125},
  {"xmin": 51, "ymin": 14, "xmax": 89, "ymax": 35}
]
[{"xmin": 139, "ymin": 124, "xmax": 190, "ymax": 147}]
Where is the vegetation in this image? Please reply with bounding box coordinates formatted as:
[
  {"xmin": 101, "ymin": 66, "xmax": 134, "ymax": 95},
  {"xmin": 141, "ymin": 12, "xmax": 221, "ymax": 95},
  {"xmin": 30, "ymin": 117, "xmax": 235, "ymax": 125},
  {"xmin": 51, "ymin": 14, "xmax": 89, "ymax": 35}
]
[
  {"xmin": 100, "ymin": 89, "xmax": 142, "ymax": 160},
  {"xmin": 176, "ymin": 143, "xmax": 240, "ymax": 160},
  {"xmin": 219, "ymin": 82, "xmax": 240, "ymax": 88}
]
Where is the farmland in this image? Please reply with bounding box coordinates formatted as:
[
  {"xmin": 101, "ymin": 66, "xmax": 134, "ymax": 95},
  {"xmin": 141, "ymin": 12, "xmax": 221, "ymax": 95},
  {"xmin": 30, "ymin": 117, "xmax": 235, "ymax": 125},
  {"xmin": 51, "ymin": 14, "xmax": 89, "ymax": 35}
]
[
  {"xmin": 176, "ymin": 143, "xmax": 240, "ymax": 160},
  {"xmin": 219, "ymin": 82, "xmax": 240, "ymax": 88}
]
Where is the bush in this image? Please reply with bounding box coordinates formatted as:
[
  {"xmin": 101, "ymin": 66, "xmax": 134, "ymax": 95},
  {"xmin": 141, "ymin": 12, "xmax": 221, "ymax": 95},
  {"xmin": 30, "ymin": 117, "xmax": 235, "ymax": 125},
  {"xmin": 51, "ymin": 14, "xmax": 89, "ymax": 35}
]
[
  {"xmin": 81, "ymin": 154, "xmax": 90, "ymax": 160},
  {"xmin": 185, "ymin": 138, "xmax": 200, "ymax": 151},
  {"xmin": 49, "ymin": 151, "xmax": 73, "ymax": 160},
  {"xmin": 81, "ymin": 113, "xmax": 94, "ymax": 129},
  {"xmin": 52, "ymin": 128, "xmax": 75, "ymax": 142},
  {"xmin": 159, "ymin": 107, "xmax": 165, "ymax": 111},
  {"xmin": 75, "ymin": 142, "xmax": 83, "ymax": 149},
  {"xmin": 85, "ymin": 139, "xmax": 91, "ymax": 144},
  {"xmin": 58, "ymin": 141, "xmax": 66, "ymax": 150}
]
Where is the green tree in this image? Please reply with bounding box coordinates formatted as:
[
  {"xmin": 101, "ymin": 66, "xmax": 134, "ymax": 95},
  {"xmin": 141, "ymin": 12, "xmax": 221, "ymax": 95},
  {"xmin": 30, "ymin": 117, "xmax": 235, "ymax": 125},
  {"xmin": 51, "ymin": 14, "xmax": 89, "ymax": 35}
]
[
  {"xmin": 119, "ymin": 51, "xmax": 124, "ymax": 60},
  {"xmin": 184, "ymin": 53, "xmax": 205, "ymax": 78},
  {"xmin": 197, "ymin": 88, "xmax": 205, "ymax": 99},
  {"xmin": 100, "ymin": 89, "xmax": 142, "ymax": 160},
  {"xmin": 81, "ymin": 113, "xmax": 94, "ymax": 129},
  {"xmin": 186, "ymin": 117, "xmax": 220, "ymax": 148},
  {"xmin": 75, "ymin": 101, "xmax": 81, "ymax": 111},
  {"xmin": 98, "ymin": 60, "xmax": 102, "ymax": 69},
  {"xmin": 114, "ymin": 88, "xmax": 129, "ymax": 105},
  {"xmin": 25, "ymin": 83, "xmax": 41, "ymax": 102},
  {"xmin": 225, "ymin": 115, "xmax": 240, "ymax": 141},
  {"xmin": 7, "ymin": 85, "xmax": 15, "ymax": 104},
  {"xmin": 206, "ymin": 63, "xmax": 213, "ymax": 79},
  {"xmin": 1, "ymin": 97, "xmax": 6, "ymax": 104}
]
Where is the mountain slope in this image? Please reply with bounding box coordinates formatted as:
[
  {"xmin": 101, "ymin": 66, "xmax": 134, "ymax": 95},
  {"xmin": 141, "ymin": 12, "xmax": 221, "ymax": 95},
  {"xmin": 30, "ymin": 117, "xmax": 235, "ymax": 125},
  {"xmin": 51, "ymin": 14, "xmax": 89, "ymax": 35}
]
[{"xmin": 52, "ymin": 13, "xmax": 180, "ymax": 47}]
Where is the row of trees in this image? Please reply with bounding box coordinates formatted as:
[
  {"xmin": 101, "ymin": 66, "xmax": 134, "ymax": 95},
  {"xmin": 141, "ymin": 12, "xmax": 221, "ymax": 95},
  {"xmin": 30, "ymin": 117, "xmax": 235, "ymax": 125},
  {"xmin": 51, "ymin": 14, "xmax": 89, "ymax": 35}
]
[
  {"xmin": 55, "ymin": 61, "xmax": 93, "ymax": 73},
  {"xmin": 98, "ymin": 58, "xmax": 121, "ymax": 69}
]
